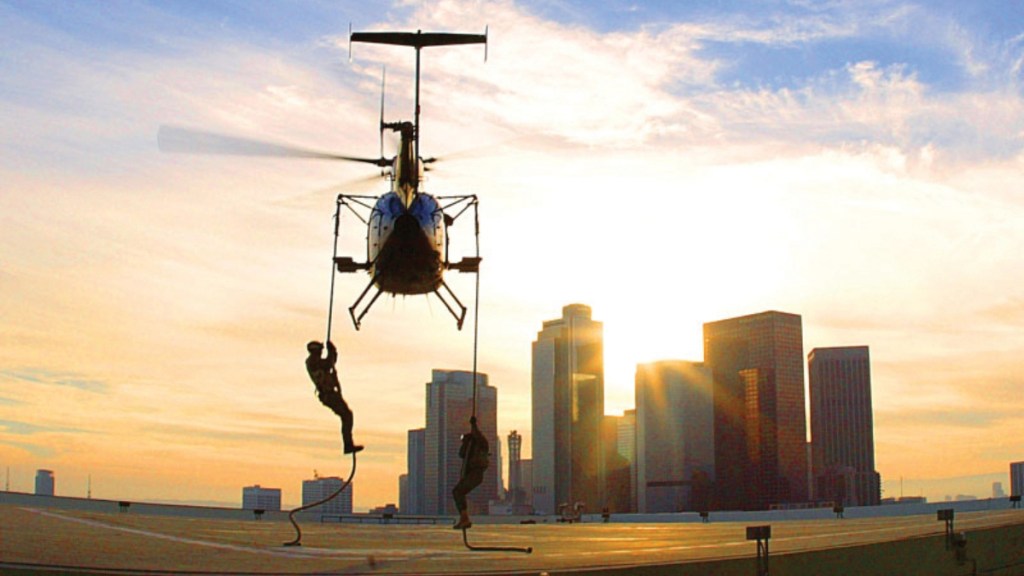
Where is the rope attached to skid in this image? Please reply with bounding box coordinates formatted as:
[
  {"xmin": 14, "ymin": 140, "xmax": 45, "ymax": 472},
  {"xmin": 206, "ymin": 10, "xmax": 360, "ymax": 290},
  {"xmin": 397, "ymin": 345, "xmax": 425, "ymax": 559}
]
[
  {"xmin": 459, "ymin": 200, "xmax": 531, "ymax": 555},
  {"xmin": 284, "ymin": 198, "xmax": 357, "ymax": 548}
]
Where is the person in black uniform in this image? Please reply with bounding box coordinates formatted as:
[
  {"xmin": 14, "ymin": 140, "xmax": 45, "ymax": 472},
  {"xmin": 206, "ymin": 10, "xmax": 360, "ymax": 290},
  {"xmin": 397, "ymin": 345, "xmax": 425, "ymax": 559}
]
[
  {"xmin": 452, "ymin": 416, "xmax": 489, "ymax": 529},
  {"xmin": 305, "ymin": 340, "xmax": 363, "ymax": 454}
]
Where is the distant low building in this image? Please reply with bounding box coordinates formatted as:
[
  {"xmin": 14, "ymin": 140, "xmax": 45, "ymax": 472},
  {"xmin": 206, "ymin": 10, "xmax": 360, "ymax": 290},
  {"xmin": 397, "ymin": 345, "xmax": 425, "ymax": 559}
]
[
  {"xmin": 242, "ymin": 485, "xmax": 281, "ymax": 511},
  {"xmin": 303, "ymin": 476, "xmax": 353, "ymax": 515},
  {"xmin": 881, "ymin": 496, "xmax": 928, "ymax": 505},
  {"xmin": 369, "ymin": 503, "xmax": 398, "ymax": 515},
  {"xmin": 993, "ymin": 481, "xmax": 1006, "ymax": 499},
  {"xmin": 35, "ymin": 470, "xmax": 54, "ymax": 496}
]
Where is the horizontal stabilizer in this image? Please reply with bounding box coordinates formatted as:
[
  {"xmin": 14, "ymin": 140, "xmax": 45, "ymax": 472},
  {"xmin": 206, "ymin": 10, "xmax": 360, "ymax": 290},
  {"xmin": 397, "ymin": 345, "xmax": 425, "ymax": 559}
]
[{"xmin": 351, "ymin": 31, "xmax": 486, "ymax": 49}]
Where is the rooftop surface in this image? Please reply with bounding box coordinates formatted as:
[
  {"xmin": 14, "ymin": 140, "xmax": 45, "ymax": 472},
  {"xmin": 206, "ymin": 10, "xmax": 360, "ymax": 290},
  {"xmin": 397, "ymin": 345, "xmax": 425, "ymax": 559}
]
[{"xmin": 3, "ymin": 503, "xmax": 1024, "ymax": 575}]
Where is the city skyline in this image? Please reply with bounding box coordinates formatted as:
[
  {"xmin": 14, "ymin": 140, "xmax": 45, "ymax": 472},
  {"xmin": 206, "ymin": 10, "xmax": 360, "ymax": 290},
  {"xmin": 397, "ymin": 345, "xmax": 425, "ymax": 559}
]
[
  {"xmin": 3, "ymin": 1, "xmax": 1024, "ymax": 509},
  {"xmin": 1, "ymin": 302, "xmax": 1018, "ymax": 509}
]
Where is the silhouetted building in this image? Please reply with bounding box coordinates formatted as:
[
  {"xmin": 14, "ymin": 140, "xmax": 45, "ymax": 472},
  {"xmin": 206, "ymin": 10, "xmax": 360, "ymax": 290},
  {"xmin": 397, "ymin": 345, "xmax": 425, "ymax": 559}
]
[
  {"xmin": 404, "ymin": 428, "xmax": 426, "ymax": 515},
  {"xmin": 635, "ymin": 361, "xmax": 715, "ymax": 513},
  {"xmin": 809, "ymin": 346, "xmax": 881, "ymax": 506},
  {"xmin": 704, "ymin": 310, "xmax": 809, "ymax": 510},
  {"xmin": 602, "ymin": 414, "xmax": 633, "ymax": 513},
  {"xmin": 370, "ymin": 503, "xmax": 399, "ymax": 515},
  {"xmin": 35, "ymin": 469, "xmax": 54, "ymax": 496},
  {"xmin": 1012, "ymin": 461, "xmax": 1024, "ymax": 497},
  {"xmin": 532, "ymin": 304, "xmax": 605, "ymax": 515},
  {"xmin": 242, "ymin": 485, "xmax": 281, "ymax": 511},
  {"xmin": 520, "ymin": 459, "xmax": 534, "ymax": 508},
  {"xmin": 302, "ymin": 476, "xmax": 352, "ymax": 515},
  {"xmin": 508, "ymin": 430, "xmax": 524, "ymax": 504},
  {"xmin": 993, "ymin": 481, "xmax": 1006, "ymax": 499},
  {"xmin": 618, "ymin": 409, "xmax": 637, "ymax": 512},
  {"xmin": 424, "ymin": 369, "xmax": 498, "ymax": 515},
  {"xmin": 495, "ymin": 436, "xmax": 505, "ymax": 501},
  {"xmin": 398, "ymin": 474, "xmax": 409, "ymax": 512}
]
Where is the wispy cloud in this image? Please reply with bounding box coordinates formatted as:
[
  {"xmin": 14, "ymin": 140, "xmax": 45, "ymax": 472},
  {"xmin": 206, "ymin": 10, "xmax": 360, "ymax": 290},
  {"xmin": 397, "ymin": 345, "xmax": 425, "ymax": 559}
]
[
  {"xmin": 0, "ymin": 419, "xmax": 90, "ymax": 436},
  {"xmin": 0, "ymin": 368, "xmax": 110, "ymax": 394}
]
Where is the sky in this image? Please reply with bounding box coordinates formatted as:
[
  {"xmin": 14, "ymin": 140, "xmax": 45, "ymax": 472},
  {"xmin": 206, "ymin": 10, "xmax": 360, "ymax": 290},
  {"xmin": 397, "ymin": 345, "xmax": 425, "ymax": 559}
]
[{"xmin": 2, "ymin": 0, "xmax": 1023, "ymax": 509}]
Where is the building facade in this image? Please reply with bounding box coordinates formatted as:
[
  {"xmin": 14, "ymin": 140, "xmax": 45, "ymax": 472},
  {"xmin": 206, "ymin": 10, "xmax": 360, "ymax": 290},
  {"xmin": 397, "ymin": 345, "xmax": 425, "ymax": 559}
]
[
  {"xmin": 635, "ymin": 361, "xmax": 715, "ymax": 513},
  {"xmin": 34, "ymin": 469, "xmax": 54, "ymax": 496},
  {"xmin": 704, "ymin": 310, "xmax": 809, "ymax": 510},
  {"xmin": 1012, "ymin": 461, "xmax": 1024, "ymax": 498},
  {"xmin": 404, "ymin": 428, "xmax": 426, "ymax": 515},
  {"xmin": 808, "ymin": 346, "xmax": 881, "ymax": 507},
  {"xmin": 242, "ymin": 485, "xmax": 282, "ymax": 511},
  {"xmin": 302, "ymin": 476, "xmax": 353, "ymax": 515},
  {"xmin": 618, "ymin": 409, "xmax": 637, "ymax": 512},
  {"xmin": 532, "ymin": 304, "xmax": 605, "ymax": 515},
  {"xmin": 424, "ymin": 369, "xmax": 498, "ymax": 515},
  {"xmin": 507, "ymin": 430, "xmax": 524, "ymax": 505},
  {"xmin": 602, "ymin": 413, "xmax": 633, "ymax": 513}
]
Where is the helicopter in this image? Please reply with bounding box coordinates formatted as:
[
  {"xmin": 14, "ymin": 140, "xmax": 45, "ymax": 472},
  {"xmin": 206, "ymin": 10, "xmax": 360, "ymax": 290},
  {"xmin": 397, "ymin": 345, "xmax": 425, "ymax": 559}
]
[{"xmin": 158, "ymin": 29, "xmax": 488, "ymax": 330}]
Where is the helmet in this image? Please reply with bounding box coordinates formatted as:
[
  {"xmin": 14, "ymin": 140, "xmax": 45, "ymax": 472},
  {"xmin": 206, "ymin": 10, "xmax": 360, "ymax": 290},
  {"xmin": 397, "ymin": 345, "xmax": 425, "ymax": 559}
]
[{"xmin": 307, "ymin": 341, "xmax": 324, "ymax": 352}]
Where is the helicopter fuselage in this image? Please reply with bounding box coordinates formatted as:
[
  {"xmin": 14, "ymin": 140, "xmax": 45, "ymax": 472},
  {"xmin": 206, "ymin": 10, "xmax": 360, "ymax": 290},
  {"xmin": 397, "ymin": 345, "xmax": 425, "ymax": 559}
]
[{"xmin": 367, "ymin": 190, "xmax": 444, "ymax": 295}]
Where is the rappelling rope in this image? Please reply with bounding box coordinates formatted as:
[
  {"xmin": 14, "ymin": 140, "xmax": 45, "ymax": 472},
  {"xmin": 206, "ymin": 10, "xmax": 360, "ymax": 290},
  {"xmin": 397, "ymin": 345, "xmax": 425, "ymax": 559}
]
[
  {"xmin": 470, "ymin": 200, "xmax": 481, "ymax": 420},
  {"xmin": 283, "ymin": 453, "xmax": 357, "ymax": 547},
  {"xmin": 460, "ymin": 199, "xmax": 531, "ymax": 555},
  {"xmin": 325, "ymin": 196, "xmax": 343, "ymax": 345},
  {"xmin": 283, "ymin": 196, "xmax": 356, "ymax": 548}
]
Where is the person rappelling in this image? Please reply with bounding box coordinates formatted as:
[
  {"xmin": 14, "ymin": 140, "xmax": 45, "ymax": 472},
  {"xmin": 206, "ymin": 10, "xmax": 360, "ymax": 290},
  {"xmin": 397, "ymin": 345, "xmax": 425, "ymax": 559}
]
[
  {"xmin": 305, "ymin": 340, "xmax": 363, "ymax": 455},
  {"xmin": 452, "ymin": 416, "xmax": 489, "ymax": 530}
]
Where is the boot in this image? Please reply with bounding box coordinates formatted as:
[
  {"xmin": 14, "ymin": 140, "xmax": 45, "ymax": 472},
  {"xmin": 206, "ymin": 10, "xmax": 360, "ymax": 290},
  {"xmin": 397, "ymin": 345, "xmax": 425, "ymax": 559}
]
[
  {"xmin": 344, "ymin": 444, "xmax": 364, "ymax": 454},
  {"xmin": 453, "ymin": 510, "xmax": 472, "ymax": 530}
]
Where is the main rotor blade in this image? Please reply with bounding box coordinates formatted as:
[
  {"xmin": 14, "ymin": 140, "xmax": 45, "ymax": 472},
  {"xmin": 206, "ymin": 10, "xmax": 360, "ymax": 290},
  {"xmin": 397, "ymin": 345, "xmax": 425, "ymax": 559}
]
[{"xmin": 158, "ymin": 125, "xmax": 387, "ymax": 166}]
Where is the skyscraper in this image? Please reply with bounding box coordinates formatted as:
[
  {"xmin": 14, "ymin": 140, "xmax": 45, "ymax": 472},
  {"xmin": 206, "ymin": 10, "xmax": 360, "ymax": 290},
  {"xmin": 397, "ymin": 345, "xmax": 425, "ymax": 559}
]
[
  {"xmin": 424, "ymin": 369, "xmax": 498, "ymax": 515},
  {"xmin": 532, "ymin": 304, "xmax": 605, "ymax": 515},
  {"xmin": 704, "ymin": 310, "xmax": 808, "ymax": 510},
  {"xmin": 1011, "ymin": 461, "xmax": 1024, "ymax": 498},
  {"xmin": 405, "ymin": 428, "xmax": 426, "ymax": 515},
  {"xmin": 302, "ymin": 476, "xmax": 353, "ymax": 515},
  {"xmin": 635, "ymin": 361, "xmax": 715, "ymax": 513},
  {"xmin": 35, "ymin": 469, "xmax": 54, "ymax": 496},
  {"xmin": 398, "ymin": 474, "xmax": 409, "ymax": 513},
  {"xmin": 508, "ymin": 430, "xmax": 523, "ymax": 505},
  {"xmin": 808, "ymin": 346, "xmax": 881, "ymax": 506},
  {"xmin": 602, "ymin": 414, "xmax": 632, "ymax": 512},
  {"xmin": 619, "ymin": 409, "xmax": 637, "ymax": 512}
]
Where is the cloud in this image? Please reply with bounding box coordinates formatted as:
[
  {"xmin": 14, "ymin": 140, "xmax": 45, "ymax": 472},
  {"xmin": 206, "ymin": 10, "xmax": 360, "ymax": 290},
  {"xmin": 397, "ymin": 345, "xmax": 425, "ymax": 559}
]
[
  {"xmin": 0, "ymin": 368, "xmax": 110, "ymax": 394},
  {"xmin": 0, "ymin": 440, "xmax": 56, "ymax": 459},
  {"xmin": 0, "ymin": 419, "xmax": 90, "ymax": 436}
]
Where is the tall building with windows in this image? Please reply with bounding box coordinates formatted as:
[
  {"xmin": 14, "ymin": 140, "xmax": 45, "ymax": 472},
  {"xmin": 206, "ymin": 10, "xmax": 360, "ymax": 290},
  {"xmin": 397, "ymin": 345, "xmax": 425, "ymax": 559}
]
[
  {"xmin": 507, "ymin": 430, "xmax": 524, "ymax": 505},
  {"xmin": 404, "ymin": 428, "xmax": 426, "ymax": 515},
  {"xmin": 808, "ymin": 346, "xmax": 881, "ymax": 506},
  {"xmin": 35, "ymin": 469, "xmax": 54, "ymax": 496},
  {"xmin": 635, "ymin": 361, "xmax": 715, "ymax": 513},
  {"xmin": 532, "ymin": 304, "xmax": 605, "ymax": 515},
  {"xmin": 242, "ymin": 485, "xmax": 281, "ymax": 511},
  {"xmin": 619, "ymin": 409, "xmax": 637, "ymax": 512},
  {"xmin": 424, "ymin": 369, "xmax": 498, "ymax": 515},
  {"xmin": 704, "ymin": 310, "xmax": 808, "ymax": 510},
  {"xmin": 302, "ymin": 476, "xmax": 353, "ymax": 515},
  {"xmin": 602, "ymin": 414, "xmax": 632, "ymax": 512},
  {"xmin": 1011, "ymin": 461, "xmax": 1024, "ymax": 498}
]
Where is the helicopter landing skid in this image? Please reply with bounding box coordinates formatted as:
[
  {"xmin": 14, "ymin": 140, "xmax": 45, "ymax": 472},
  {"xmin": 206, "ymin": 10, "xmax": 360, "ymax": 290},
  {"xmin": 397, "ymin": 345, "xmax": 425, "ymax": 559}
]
[{"xmin": 345, "ymin": 277, "xmax": 468, "ymax": 331}]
